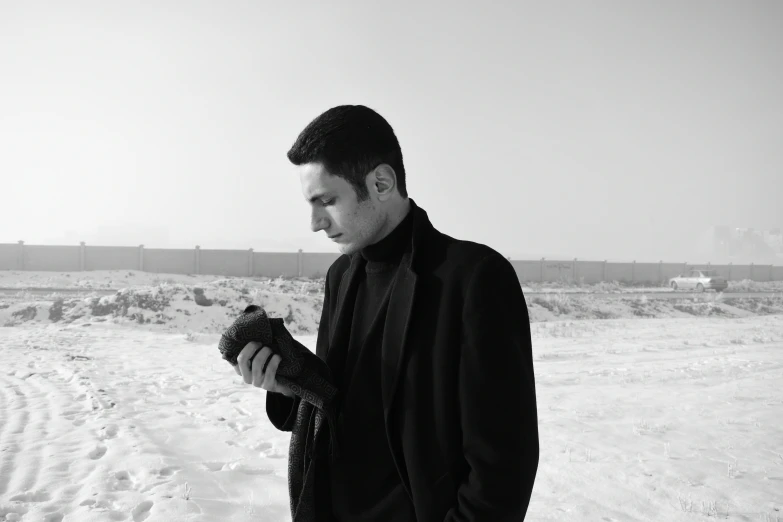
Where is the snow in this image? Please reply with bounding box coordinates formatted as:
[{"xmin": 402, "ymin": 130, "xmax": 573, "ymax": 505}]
[
  {"xmin": 2, "ymin": 269, "xmax": 782, "ymax": 294},
  {"xmin": 0, "ymin": 324, "xmax": 302, "ymax": 521},
  {"xmin": 1, "ymin": 270, "xmax": 782, "ymax": 521},
  {"xmin": 0, "ymin": 272, "xmax": 324, "ymax": 336},
  {"xmin": 2, "ymin": 271, "xmax": 783, "ymax": 331},
  {"xmin": 0, "ymin": 271, "xmax": 325, "ymax": 295}
]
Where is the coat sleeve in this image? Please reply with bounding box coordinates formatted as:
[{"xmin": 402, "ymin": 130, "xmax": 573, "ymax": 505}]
[
  {"xmin": 444, "ymin": 253, "xmax": 539, "ymax": 522},
  {"xmin": 266, "ymin": 266, "xmax": 333, "ymax": 431}
]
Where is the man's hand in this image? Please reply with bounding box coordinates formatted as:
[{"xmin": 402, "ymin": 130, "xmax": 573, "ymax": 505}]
[{"xmin": 234, "ymin": 341, "xmax": 294, "ymax": 398}]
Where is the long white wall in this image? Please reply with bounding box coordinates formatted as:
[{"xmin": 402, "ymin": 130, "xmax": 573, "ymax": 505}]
[{"xmin": 1, "ymin": 242, "xmax": 781, "ymax": 282}]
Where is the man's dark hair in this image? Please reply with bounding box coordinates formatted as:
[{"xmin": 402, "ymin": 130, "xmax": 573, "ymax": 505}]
[{"xmin": 286, "ymin": 105, "xmax": 408, "ymax": 201}]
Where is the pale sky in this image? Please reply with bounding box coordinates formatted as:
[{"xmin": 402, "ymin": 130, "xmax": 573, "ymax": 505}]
[{"xmin": 1, "ymin": 1, "xmax": 781, "ymax": 263}]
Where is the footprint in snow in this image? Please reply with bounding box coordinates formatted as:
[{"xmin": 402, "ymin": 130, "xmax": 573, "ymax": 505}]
[
  {"xmin": 9, "ymin": 490, "xmax": 51, "ymax": 502},
  {"xmin": 132, "ymin": 500, "xmax": 153, "ymax": 522},
  {"xmin": 88, "ymin": 445, "xmax": 107, "ymax": 460},
  {"xmin": 110, "ymin": 470, "xmax": 135, "ymax": 491},
  {"xmin": 202, "ymin": 461, "xmax": 274, "ymax": 475},
  {"xmin": 98, "ymin": 424, "xmax": 119, "ymax": 440},
  {"xmin": 253, "ymin": 441, "xmax": 273, "ymax": 452},
  {"xmin": 157, "ymin": 466, "xmax": 180, "ymax": 477},
  {"xmin": 226, "ymin": 421, "xmax": 251, "ymax": 433}
]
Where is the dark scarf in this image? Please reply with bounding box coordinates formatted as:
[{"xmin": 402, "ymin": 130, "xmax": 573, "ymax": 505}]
[{"xmin": 218, "ymin": 305, "xmax": 339, "ymax": 522}]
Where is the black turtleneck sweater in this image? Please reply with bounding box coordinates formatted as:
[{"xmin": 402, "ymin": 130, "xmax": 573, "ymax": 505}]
[{"xmin": 328, "ymin": 206, "xmax": 416, "ymax": 522}]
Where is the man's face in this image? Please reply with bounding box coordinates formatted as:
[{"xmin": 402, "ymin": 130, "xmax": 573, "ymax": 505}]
[{"xmin": 298, "ymin": 162, "xmax": 385, "ymax": 256}]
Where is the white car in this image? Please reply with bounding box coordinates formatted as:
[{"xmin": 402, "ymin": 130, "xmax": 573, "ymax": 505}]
[{"xmin": 669, "ymin": 269, "xmax": 728, "ymax": 292}]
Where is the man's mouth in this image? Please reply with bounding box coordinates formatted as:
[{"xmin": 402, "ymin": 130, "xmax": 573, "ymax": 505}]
[{"xmin": 328, "ymin": 234, "xmax": 342, "ymax": 240}]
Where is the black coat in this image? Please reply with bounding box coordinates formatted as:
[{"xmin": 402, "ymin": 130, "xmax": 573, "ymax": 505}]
[{"xmin": 267, "ymin": 198, "xmax": 539, "ymax": 522}]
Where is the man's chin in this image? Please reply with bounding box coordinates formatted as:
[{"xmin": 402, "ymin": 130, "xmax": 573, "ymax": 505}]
[{"xmin": 336, "ymin": 242, "xmax": 357, "ymax": 256}]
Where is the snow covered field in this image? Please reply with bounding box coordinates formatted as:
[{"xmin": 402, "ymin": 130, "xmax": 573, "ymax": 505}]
[
  {"xmin": 1, "ymin": 271, "xmax": 782, "ymax": 521},
  {"xmin": 3, "ymin": 270, "xmax": 783, "ymax": 330},
  {"xmin": 2, "ymin": 269, "xmax": 783, "ymax": 294}
]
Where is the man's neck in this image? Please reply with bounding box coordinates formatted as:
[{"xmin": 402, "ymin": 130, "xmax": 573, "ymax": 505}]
[{"xmin": 372, "ymin": 198, "xmax": 411, "ymax": 246}]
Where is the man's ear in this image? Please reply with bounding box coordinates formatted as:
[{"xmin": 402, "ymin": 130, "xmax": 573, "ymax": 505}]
[{"xmin": 372, "ymin": 164, "xmax": 397, "ymax": 201}]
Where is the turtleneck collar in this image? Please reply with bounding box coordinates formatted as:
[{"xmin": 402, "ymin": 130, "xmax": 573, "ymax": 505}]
[{"xmin": 360, "ymin": 204, "xmax": 414, "ymax": 266}]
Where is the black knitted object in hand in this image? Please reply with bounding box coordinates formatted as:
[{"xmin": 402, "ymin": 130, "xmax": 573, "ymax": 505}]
[{"xmin": 217, "ymin": 304, "xmax": 339, "ymax": 522}]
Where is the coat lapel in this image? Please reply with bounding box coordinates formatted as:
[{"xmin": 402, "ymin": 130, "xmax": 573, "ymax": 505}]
[
  {"xmin": 380, "ymin": 255, "xmax": 417, "ymax": 417},
  {"xmin": 380, "ymin": 198, "xmax": 429, "ymax": 416},
  {"xmin": 380, "ymin": 254, "xmax": 418, "ymax": 504},
  {"xmin": 380, "ymin": 199, "xmax": 431, "ymax": 503},
  {"xmin": 326, "ymin": 252, "xmax": 363, "ymax": 365}
]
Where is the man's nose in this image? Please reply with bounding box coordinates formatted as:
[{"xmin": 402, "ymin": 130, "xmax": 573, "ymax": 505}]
[{"xmin": 310, "ymin": 209, "xmax": 328, "ymax": 233}]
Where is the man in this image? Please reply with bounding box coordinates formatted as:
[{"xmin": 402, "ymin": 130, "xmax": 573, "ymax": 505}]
[{"xmin": 235, "ymin": 105, "xmax": 538, "ymax": 521}]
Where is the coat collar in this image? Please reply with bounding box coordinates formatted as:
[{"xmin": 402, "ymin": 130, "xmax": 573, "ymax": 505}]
[{"xmin": 339, "ymin": 196, "xmax": 432, "ymax": 273}]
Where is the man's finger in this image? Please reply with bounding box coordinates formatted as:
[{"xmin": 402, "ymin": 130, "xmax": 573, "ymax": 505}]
[
  {"xmin": 261, "ymin": 354, "xmax": 282, "ymax": 391},
  {"xmin": 251, "ymin": 347, "xmax": 273, "ymax": 388},
  {"xmin": 237, "ymin": 342, "xmax": 261, "ymax": 384}
]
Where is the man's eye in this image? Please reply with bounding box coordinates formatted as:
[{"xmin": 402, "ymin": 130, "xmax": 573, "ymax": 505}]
[{"xmin": 322, "ymin": 199, "xmax": 335, "ymax": 206}]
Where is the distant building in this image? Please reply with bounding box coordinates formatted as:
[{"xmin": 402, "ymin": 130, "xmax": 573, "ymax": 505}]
[
  {"xmin": 711, "ymin": 225, "xmax": 782, "ymax": 262},
  {"xmin": 763, "ymin": 228, "xmax": 783, "ymax": 253}
]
